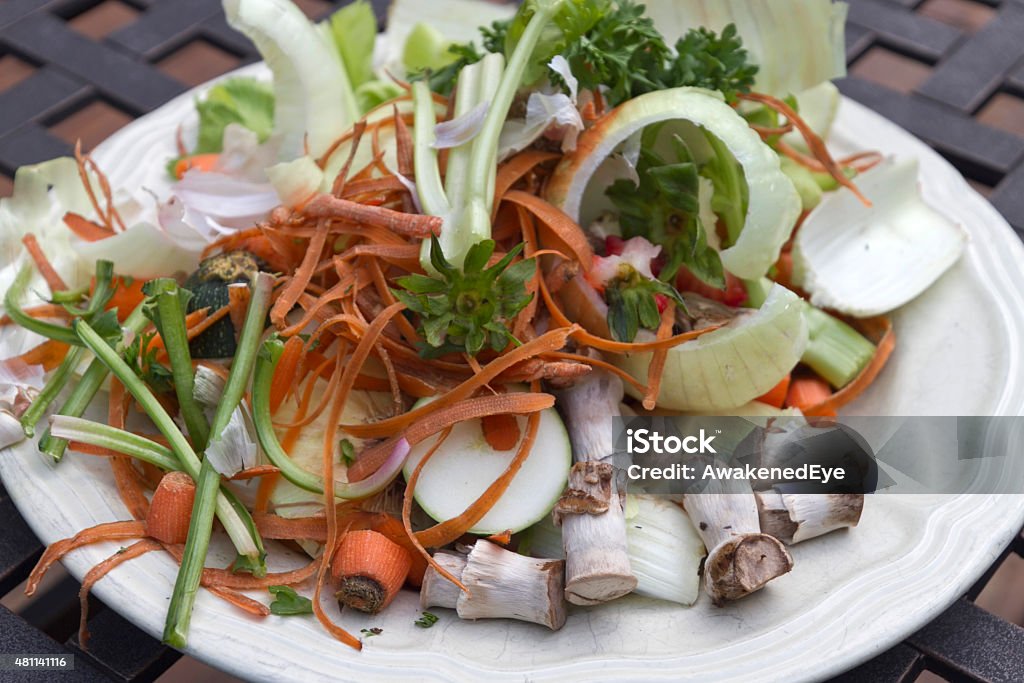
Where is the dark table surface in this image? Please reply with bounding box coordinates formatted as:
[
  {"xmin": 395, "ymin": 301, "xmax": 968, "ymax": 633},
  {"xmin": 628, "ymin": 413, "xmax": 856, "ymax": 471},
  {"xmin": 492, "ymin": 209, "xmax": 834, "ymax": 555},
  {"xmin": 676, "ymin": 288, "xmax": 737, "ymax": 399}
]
[{"xmin": 1, "ymin": 1, "xmax": 1024, "ymax": 682}]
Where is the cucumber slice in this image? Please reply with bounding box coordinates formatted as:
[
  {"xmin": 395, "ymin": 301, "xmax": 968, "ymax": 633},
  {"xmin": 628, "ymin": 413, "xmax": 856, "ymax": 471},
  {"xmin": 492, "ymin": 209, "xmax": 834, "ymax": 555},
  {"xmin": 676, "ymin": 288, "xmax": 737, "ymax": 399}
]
[
  {"xmin": 268, "ymin": 378, "xmax": 392, "ymax": 519},
  {"xmin": 403, "ymin": 393, "xmax": 571, "ymax": 535}
]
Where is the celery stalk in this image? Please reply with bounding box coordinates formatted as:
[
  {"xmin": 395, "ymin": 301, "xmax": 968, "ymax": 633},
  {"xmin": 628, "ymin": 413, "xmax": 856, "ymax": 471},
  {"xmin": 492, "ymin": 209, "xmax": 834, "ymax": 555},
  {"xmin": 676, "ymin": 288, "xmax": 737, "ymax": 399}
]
[
  {"xmin": 415, "ymin": 2, "xmax": 561, "ymax": 272},
  {"xmin": 802, "ymin": 304, "xmax": 875, "ymax": 388}
]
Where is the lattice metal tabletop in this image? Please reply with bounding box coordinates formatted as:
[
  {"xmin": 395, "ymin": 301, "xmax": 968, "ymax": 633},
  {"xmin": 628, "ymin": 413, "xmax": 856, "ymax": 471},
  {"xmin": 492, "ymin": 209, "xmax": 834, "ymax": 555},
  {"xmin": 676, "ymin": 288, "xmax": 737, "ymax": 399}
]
[{"xmin": 1, "ymin": 1, "xmax": 1023, "ymax": 682}]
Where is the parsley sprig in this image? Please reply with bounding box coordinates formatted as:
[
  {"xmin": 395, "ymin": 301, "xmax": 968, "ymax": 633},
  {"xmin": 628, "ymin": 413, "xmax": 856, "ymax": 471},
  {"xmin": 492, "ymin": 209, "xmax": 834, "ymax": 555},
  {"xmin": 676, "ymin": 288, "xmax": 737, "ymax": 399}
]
[
  {"xmin": 394, "ymin": 237, "xmax": 535, "ymax": 358},
  {"xmin": 415, "ymin": 1, "xmax": 757, "ymax": 106}
]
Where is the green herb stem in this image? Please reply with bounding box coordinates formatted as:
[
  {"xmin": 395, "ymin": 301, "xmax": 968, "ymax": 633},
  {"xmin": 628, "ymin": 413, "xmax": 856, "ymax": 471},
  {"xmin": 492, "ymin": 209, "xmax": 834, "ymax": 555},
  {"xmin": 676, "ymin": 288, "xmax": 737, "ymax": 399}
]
[
  {"xmin": 5, "ymin": 264, "xmax": 82, "ymax": 346},
  {"xmin": 20, "ymin": 346, "xmax": 85, "ymax": 438},
  {"xmin": 149, "ymin": 280, "xmax": 210, "ymax": 450},
  {"xmin": 162, "ymin": 458, "xmax": 220, "ymax": 649},
  {"xmin": 40, "ymin": 303, "xmax": 149, "ymax": 461}
]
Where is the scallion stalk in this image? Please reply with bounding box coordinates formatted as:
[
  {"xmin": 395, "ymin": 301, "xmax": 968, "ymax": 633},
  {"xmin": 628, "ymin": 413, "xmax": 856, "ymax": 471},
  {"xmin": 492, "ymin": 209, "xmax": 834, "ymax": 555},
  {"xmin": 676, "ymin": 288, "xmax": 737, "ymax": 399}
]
[
  {"xmin": 251, "ymin": 337, "xmax": 407, "ymax": 499},
  {"xmin": 39, "ymin": 303, "xmax": 149, "ymax": 461},
  {"xmin": 5, "ymin": 263, "xmax": 83, "ymax": 346},
  {"xmin": 162, "ymin": 273, "xmax": 274, "ymax": 646},
  {"xmin": 162, "ymin": 458, "xmax": 220, "ymax": 649},
  {"xmin": 146, "ymin": 279, "xmax": 210, "ymax": 450},
  {"xmin": 19, "ymin": 346, "xmax": 85, "ymax": 438},
  {"xmin": 73, "ymin": 319, "xmax": 259, "ymax": 559},
  {"xmin": 48, "ymin": 415, "xmax": 180, "ymax": 471}
]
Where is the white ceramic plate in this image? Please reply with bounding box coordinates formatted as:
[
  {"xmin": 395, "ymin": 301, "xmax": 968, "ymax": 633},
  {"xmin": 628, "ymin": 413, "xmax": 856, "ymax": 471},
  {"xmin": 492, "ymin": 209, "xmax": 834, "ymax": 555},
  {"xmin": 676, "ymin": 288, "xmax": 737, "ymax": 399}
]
[{"xmin": 2, "ymin": 64, "xmax": 1024, "ymax": 682}]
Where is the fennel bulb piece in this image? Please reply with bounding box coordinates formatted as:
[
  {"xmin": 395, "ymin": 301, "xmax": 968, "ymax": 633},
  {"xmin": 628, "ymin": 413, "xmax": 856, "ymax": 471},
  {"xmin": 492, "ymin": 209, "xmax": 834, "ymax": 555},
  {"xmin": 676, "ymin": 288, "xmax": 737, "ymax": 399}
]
[
  {"xmin": 642, "ymin": 0, "xmax": 847, "ymax": 97},
  {"xmin": 614, "ymin": 284, "xmax": 808, "ymax": 410},
  {"xmin": 624, "ymin": 495, "xmax": 705, "ymax": 605},
  {"xmin": 266, "ymin": 156, "xmax": 324, "ymax": 208},
  {"xmin": 224, "ymin": 0, "xmax": 358, "ymax": 159},
  {"xmin": 520, "ymin": 495, "xmax": 706, "ymax": 605},
  {"xmin": 792, "ymin": 158, "xmax": 968, "ymax": 318},
  {"xmin": 403, "ymin": 393, "xmax": 571, "ymax": 535},
  {"xmin": 546, "ymin": 87, "xmax": 800, "ymax": 279}
]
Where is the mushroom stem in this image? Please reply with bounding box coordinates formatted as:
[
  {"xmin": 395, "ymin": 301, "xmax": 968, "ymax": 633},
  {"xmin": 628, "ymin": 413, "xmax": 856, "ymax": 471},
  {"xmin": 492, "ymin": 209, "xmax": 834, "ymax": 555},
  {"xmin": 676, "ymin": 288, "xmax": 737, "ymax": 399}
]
[
  {"xmin": 553, "ymin": 363, "xmax": 637, "ymax": 605},
  {"xmin": 683, "ymin": 478, "xmax": 793, "ymax": 605},
  {"xmin": 420, "ymin": 541, "xmax": 566, "ymax": 630},
  {"xmin": 755, "ymin": 491, "xmax": 864, "ymax": 544}
]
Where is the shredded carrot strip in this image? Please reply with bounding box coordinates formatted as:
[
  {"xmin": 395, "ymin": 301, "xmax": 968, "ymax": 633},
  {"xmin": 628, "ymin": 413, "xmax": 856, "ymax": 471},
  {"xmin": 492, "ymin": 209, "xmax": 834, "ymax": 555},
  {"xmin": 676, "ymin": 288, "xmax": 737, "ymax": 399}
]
[
  {"xmin": 493, "ymin": 151, "xmax": 560, "ymax": 217},
  {"xmin": 740, "ymin": 92, "xmax": 870, "ymax": 206},
  {"xmin": 804, "ymin": 317, "xmax": 895, "ymax": 416},
  {"xmin": 108, "ymin": 378, "xmax": 150, "ymax": 520},
  {"xmin": 402, "ymin": 427, "xmax": 469, "ymax": 592},
  {"xmin": 205, "ymin": 586, "xmax": 271, "ymax": 616},
  {"xmin": 228, "ymin": 465, "xmax": 281, "ymax": 481},
  {"xmin": 21, "ymin": 234, "xmax": 68, "ymax": 292},
  {"xmin": 78, "ymin": 539, "xmax": 162, "ymax": 649},
  {"xmin": 228, "ymin": 283, "xmax": 250, "ymax": 334},
  {"xmin": 162, "ymin": 543, "xmax": 322, "ymax": 589},
  {"xmin": 415, "ymin": 385, "xmax": 543, "ymax": 548},
  {"xmin": 502, "ymin": 191, "xmax": 594, "ymax": 270},
  {"xmin": 341, "ymin": 326, "xmax": 575, "ymax": 450},
  {"xmin": 269, "ymin": 336, "xmax": 304, "ymax": 414},
  {"xmin": 272, "ymin": 220, "xmax": 329, "ymax": 327},
  {"xmin": 303, "ymin": 195, "xmax": 442, "ymax": 238},
  {"xmin": 14, "ymin": 339, "xmax": 70, "ymax": 371},
  {"xmin": 542, "ymin": 351, "xmax": 647, "ymax": 393},
  {"xmin": 643, "ymin": 300, "xmax": 675, "ymax": 410},
  {"xmin": 27, "ymin": 520, "xmax": 148, "ymax": 595}
]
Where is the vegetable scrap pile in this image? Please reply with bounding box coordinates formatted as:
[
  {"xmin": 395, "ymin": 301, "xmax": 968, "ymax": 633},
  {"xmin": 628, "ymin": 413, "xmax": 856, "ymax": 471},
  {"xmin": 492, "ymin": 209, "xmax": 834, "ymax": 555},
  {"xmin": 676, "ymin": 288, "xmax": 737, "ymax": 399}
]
[{"xmin": 0, "ymin": 0, "xmax": 966, "ymax": 653}]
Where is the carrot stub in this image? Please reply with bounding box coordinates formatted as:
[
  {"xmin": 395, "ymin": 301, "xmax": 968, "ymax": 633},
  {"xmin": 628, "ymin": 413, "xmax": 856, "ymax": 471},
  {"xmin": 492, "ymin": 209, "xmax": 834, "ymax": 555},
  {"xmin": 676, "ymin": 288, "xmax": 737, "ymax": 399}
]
[
  {"xmin": 331, "ymin": 530, "xmax": 412, "ymax": 614},
  {"xmin": 757, "ymin": 373, "xmax": 792, "ymax": 409},
  {"xmin": 786, "ymin": 375, "xmax": 836, "ymax": 417},
  {"xmin": 146, "ymin": 471, "xmax": 196, "ymax": 545}
]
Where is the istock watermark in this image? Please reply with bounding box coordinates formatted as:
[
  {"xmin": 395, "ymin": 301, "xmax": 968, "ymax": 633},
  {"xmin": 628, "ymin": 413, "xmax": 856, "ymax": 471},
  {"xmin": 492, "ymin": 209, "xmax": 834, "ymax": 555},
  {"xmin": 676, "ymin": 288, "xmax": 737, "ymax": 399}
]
[{"xmin": 606, "ymin": 415, "xmax": 1024, "ymax": 496}]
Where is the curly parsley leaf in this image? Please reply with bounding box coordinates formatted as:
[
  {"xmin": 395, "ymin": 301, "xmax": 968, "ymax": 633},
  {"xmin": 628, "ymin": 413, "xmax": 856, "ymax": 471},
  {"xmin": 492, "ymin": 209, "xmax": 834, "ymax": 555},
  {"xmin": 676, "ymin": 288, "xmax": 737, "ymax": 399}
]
[
  {"xmin": 607, "ymin": 140, "xmax": 724, "ymax": 289},
  {"xmin": 660, "ymin": 24, "xmax": 758, "ymax": 103},
  {"xmin": 394, "ymin": 237, "xmax": 535, "ymax": 358},
  {"xmin": 556, "ymin": 0, "xmax": 670, "ymax": 106},
  {"xmin": 267, "ymin": 585, "xmax": 313, "ymax": 616},
  {"xmin": 408, "ymin": 42, "xmax": 485, "ymax": 97}
]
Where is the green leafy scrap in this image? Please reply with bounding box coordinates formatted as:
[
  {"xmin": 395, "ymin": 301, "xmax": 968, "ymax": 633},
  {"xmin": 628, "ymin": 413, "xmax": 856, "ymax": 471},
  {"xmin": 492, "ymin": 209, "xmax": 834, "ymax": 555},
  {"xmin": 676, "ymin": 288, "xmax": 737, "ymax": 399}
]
[
  {"xmin": 327, "ymin": 0, "xmax": 377, "ymax": 89},
  {"xmin": 267, "ymin": 585, "xmax": 313, "ymax": 616},
  {"xmin": 394, "ymin": 237, "xmax": 535, "ymax": 358},
  {"xmin": 194, "ymin": 78, "xmax": 275, "ymax": 155},
  {"xmin": 554, "ymin": 0, "xmax": 670, "ymax": 106},
  {"xmin": 660, "ymin": 24, "xmax": 758, "ymax": 103},
  {"xmin": 606, "ymin": 138, "xmax": 725, "ymax": 288}
]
